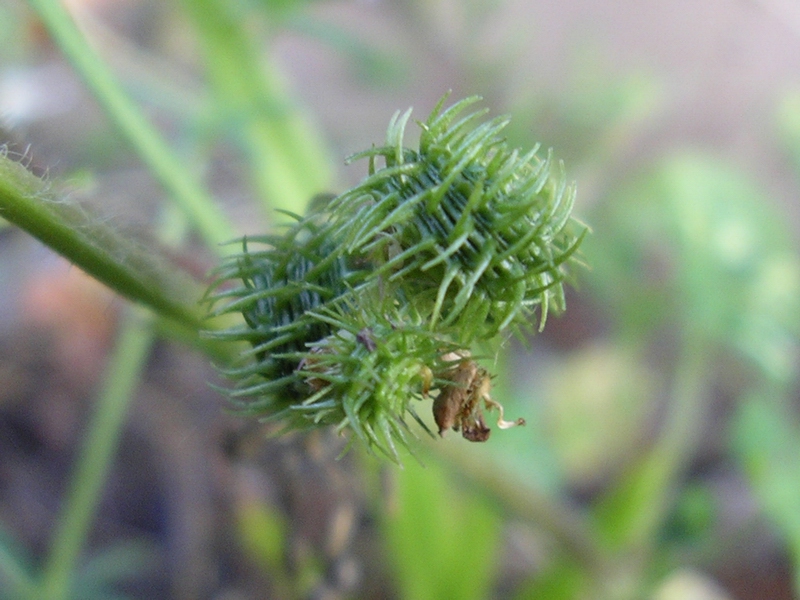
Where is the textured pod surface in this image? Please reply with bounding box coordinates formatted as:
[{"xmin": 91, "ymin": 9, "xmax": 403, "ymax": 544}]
[
  {"xmin": 204, "ymin": 217, "xmax": 359, "ymax": 404},
  {"xmin": 328, "ymin": 95, "xmax": 587, "ymax": 339},
  {"xmin": 204, "ymin": 95, "xmax": 585, "ymax": 460}
]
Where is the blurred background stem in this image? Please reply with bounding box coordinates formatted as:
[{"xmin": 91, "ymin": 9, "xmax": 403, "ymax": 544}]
[
  {"xmin": 591, "ymin": 328, "xmax": 712, "ymax": 598},
  {"xmin": 180, "ymin": 0, "xmax": 335, "ymax": 219},
  {"xmin": 27, "ymin": 0, "xmax": 237, "ymax": 247},
  {"xmin": 36, "ymin": 307, "xmax": 154, "ymax": 600}
]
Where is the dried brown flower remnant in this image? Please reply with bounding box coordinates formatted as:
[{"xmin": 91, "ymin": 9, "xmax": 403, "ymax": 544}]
[
  {"xmin": 356, "ymin": 328, "xmax": 377, "ymax": 352},
  {"xmin": 433, "ymin": 353, "xmax": 525, "ymax": 442}
]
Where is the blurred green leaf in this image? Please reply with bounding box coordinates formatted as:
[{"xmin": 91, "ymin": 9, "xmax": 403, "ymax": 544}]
[
  {"xmin": 236, "ymin": 500, "xmax": 288, "ymax": 573},
  {"xmin": 544, "ymin": 343, "xmax": 657, "ymax": 490},
  {"xmin": 732, "ymin": 390, "xmax": 800, "ymax": 591},
  {"xmin": 513, "ymin": 557, "xmax": 587, "ymax": 600},
  {"xmin": 384, "ymin": 459, "xmax": 501, "ymax": 600},
  {"xmin": 236, "ymin": 500, "xmax": 299, "ymax": 597},
  {"xmin": 592, "ymin": 442, "xmax": 676, "ymax": 553},
  {"xmin": 662, "ymin": 482, "xmax": 716, "ymax": 547},
  {"xmin": 587, "ymin": 153, "xmax": 800, "ymax": 383}
]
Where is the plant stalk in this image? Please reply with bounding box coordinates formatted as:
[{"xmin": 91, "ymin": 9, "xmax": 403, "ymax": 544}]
[
  {"xmin": 37, "ymin": 308, "xmax": 154, "ymax": 600},
  {"xmin": 180, "ymin": 0, "xmax": 334, "ymax": 218}
]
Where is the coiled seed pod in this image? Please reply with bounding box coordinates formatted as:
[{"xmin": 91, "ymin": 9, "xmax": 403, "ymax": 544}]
[
  {"xmin": 327, "ymin": 95, "xmax": 586, "ymax": 340},
  {"xmin": 205, "ymin": 216, "xmax": 360, "ymax": 409},
  {"xmin": 204, "ymin": 95, "xmax": 585, "ymax": 461}
]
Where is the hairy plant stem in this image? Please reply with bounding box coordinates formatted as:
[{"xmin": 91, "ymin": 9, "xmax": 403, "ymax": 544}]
[{"xmin": 0, "ymin": 152, "xmax": 206, "ymax": 331}]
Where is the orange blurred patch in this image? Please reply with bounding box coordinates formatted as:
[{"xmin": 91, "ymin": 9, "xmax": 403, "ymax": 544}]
[{"xmin": 20, "ymin": 260, "xmax": 120, "ymax": 385}]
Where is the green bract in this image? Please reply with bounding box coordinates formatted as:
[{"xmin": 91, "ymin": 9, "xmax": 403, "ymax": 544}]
[{"xmin": 205, "ymin": 95, "xmax": 586, "ymax": 461}]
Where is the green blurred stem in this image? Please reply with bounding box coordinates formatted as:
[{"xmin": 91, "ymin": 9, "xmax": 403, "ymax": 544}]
[
  {"xmin": 26, "ymin": 0, "xmax": 236, "ymax": 247},
  {"xmin": 180, "ymin": 0, "xmax": 334, "ymax": 217},
  {"xmin": 650, "ymin": 331, "xmax": 711, "ymax": 530},
  {"xmin": 661, "ymin": 334, "xmax": 710, "ymax": 470},
  {"xmin": 613, "ymin": 332, "xmax": 711, "ymax": 594},
  {"xmin": 0, "ymin": 533, "xmax": 35, "ymax": 598},
  {"xmin": 434, "ymin": 445, "xmax": 608, "ymax": 575},
  {"xmin": 631, "ymin": 331, "xmax": 711, "ymax": 555},
  {"xmin": 37, "ymin": 307, "xmax": 154, "ymax": 600},
  {"xmin": 594, "ymin": 331, "xmax": 711, "ymax": 598}
]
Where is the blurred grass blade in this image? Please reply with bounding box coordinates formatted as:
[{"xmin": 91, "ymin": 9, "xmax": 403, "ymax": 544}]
[
  {"xmin": 181, "ymin": 0, "xmax": 334, "ymax": 217},
  {"xmin": 27, "ymin": 0, "xmax": 237, "ymax": 247},
  {"xmin": 38, "ymin": 307, "xmax": 153, "ymax": 600},
  {"xmin": 733, "ymin": 390, "xmax": 800, "ymax": 593},
  {"xmin": 384, "ymin": 459, "xmax": 501, "ymax": 600}
]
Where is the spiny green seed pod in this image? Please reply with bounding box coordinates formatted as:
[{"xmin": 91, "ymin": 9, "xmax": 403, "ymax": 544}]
[
  {"xmin": 204, "ymin": 215, "xmax": 361, "ymax": 404},
  {"xmin": 204, "ymin": 95, "xmax": 585, "ymax": 461},
  {"xmin": 289, "ymin": 298, "xmax": 463, "ymax": 462},
  {"xmin": 209, "ymin": 273, "xmax": 464, "ymax": 461},
  {"xmin": 327, "ymin": 94, "xmax": 586, "ymax": 340}
]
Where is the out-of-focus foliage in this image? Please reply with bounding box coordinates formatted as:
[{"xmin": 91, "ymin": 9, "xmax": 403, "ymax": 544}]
[
  {"xmin": 384, "ymin": 459, "xmax": 501, "ymax": 600},
  {"xmin": 587, "ymin": 153, "xmax": 800, "ymax": 369},
  {"xmin": 733, "ymin": 391, "xmax": 800, "ymax": 592}
]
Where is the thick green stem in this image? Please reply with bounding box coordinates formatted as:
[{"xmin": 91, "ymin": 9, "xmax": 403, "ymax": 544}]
[
  {"xmin": 0, "ymin": 153, "xmax": 204, "ymax": 331},
  {"xmin": 26, "ymin": 0, "xmax": 237, "ymax": 247}
]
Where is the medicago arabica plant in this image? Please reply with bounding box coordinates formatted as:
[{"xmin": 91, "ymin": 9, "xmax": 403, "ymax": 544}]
[{"xmin": 204, "ymin": 95, "xmax": 587, "ymax": 462}]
